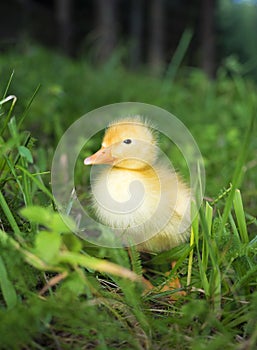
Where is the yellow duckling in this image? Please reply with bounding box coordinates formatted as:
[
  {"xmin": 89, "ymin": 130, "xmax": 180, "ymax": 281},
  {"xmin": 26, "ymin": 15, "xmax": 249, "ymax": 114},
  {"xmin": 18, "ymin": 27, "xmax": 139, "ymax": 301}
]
[{"xmin": 84, "ymin": 116, "xmax": 191, "ymax": 254}]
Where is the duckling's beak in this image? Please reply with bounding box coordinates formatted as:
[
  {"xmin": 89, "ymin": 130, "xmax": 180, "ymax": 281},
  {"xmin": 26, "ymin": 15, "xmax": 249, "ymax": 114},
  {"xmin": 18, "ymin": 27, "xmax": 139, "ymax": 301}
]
[{"xmin": 84, "ymin": 146, "xmax": 115, "ymax": 165}]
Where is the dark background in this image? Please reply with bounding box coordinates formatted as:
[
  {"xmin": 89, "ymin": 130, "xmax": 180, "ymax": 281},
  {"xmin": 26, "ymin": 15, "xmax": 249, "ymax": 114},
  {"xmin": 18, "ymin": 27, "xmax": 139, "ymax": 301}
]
[{"xmin": 1, "ymin": 0, "xmax": 257, "ymax": 79}]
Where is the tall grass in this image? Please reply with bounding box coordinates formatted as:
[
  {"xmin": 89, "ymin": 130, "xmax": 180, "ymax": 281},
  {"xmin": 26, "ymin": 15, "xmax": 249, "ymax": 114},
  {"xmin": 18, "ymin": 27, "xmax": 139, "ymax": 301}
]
[{"xmin": 0, "ymin": 47, "xmax": 256, "ymax": 349}]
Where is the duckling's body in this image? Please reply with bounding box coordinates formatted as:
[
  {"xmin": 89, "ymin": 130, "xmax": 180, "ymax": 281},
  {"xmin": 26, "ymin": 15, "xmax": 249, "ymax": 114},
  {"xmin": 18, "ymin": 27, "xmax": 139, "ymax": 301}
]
[{"xmin": 85, "ymin": 116, "xmax": 191, "ymax": 253}]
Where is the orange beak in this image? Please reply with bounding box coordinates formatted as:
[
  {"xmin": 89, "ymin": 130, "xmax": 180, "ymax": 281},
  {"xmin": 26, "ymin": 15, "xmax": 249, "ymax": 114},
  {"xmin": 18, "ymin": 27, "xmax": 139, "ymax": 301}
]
[{"xmin": 84, "ymin": 146, "xmax": 116, "ymax": 165}]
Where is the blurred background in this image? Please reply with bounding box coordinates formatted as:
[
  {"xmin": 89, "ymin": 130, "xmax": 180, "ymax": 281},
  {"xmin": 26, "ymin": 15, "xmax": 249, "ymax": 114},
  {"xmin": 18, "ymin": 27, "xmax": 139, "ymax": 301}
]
[{"xmin": 1, "ymin": 0, "xmax": 257, "ymax": 78}]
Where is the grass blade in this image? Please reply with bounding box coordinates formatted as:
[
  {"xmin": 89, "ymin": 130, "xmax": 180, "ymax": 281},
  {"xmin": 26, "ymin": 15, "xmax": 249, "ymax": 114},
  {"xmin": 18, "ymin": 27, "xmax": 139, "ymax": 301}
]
[
  {"xmin": 162, "ymin": 28, "xmax": 193, "ymax": 92},
  {"xmin": 193, "ymin": 204, "xmax": 210, "ymax": 297},
  {"xmin": 0, "ymin": 256, "xmax": 17, "ymax": 309},
  {"xmin": 16, "ymin": 165, "xmax": 54, "ymax": 201},
  {"xmin": 233, "ymin": 189, "xmax": 249, "ymax": 243},
  {"xmin": 202, "ymin": 202, "xmax": 213, "ymax": 270},
  {"xmin": 0, "ymin": 190, "xmax": 21, "ymax": 236},
  {"xmin": 187, "ymin": 227, "xmax": 195, "ymax": 287},
  {"xmin": 18, "ymin": 84, "xmax": 41, "ymax": 128},
  {"xmin": 1, "ymin": 70, "xmax": 14, "ymax": 100},
  {"xmin": 0, "ymin": 95, "xmax": 17, "ymax": 135}
]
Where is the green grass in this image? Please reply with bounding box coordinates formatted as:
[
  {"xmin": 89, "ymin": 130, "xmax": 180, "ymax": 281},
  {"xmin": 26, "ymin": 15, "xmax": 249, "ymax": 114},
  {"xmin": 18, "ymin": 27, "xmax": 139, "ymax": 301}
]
[{"xmin": 0, "ymin": 46, "xmax": 257, "ymax": 349}]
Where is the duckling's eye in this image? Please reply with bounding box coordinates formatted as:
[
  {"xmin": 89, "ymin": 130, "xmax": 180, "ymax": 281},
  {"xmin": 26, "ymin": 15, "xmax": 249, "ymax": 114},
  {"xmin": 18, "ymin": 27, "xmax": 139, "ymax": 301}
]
[{"xmin": 123, "ymin": 139, "xmax": 132, "ymax": 144}]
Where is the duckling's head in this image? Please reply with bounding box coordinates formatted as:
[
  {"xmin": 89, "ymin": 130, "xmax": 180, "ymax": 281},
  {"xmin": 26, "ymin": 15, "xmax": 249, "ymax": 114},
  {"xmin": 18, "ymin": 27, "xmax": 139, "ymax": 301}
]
[{"xmin": 84, "ymin": 116, "xmax": 158, "ymax": 170}]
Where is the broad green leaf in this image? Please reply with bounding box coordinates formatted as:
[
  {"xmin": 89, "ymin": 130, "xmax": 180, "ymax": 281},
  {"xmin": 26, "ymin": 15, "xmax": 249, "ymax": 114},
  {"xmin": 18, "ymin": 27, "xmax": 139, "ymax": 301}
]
[
  {"xmin": 62, "ymin": 233, "xmax": 82, "ymax": 252},
  {"xmin": 18, "ymin": 145, "xmax": 33, "ymax": 163},
  {"xmin": 21, "ymin": 206, "xmax": 52, "ymax": 225},
  {"xmin": 34, "ymin": 230, "xmax": 62, "ymax": 263},
  {"xmin": 21, "ymin": 206, "xmax": 76, "ymax": 233},
  {"xmin": 50, "ymin": 213, "xmax": 76, "ymax": 233}
]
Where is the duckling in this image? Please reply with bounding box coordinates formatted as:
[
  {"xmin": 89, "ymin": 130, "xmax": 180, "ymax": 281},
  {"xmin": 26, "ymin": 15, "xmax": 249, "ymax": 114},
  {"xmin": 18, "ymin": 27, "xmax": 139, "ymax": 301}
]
[{"xmin": 84, "ymin": 116, "xmax": 191, "ymax": 295}]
